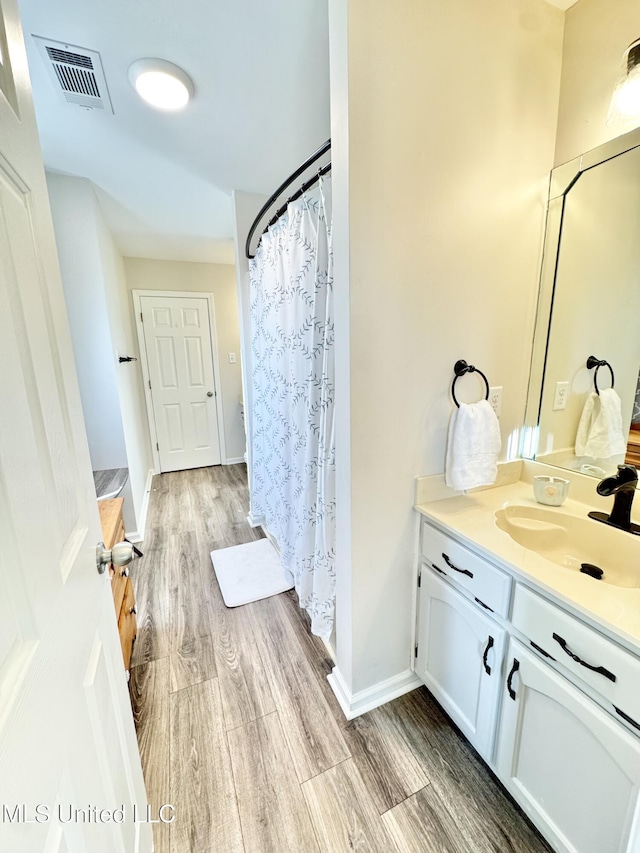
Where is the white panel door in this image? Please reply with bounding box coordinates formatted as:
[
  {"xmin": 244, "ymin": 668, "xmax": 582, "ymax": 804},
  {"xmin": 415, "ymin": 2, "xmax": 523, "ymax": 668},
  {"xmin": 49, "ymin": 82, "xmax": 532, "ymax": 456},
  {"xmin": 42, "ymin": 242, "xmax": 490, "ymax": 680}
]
[
  {"xmin": 496, "ymin": 639, "xmax": 640, "ymax": 853},
  {"xmin": 140, "ymin": 295, "xmax": 222, "ymax": 472},
  {"xmin": 0, "ymin": 3, "xmax": 151, "ymax": 851},
  {"xmin": 415, "ymin": 568, "xmax": 506, "ymax": 759}
]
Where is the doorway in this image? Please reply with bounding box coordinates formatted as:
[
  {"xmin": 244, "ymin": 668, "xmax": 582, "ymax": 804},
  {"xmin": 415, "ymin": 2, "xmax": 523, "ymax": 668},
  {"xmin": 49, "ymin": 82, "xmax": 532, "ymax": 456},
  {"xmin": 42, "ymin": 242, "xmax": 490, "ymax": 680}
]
[{"xmin": 134, "ymin": 291, "xmax": 226, "ymax": 472}]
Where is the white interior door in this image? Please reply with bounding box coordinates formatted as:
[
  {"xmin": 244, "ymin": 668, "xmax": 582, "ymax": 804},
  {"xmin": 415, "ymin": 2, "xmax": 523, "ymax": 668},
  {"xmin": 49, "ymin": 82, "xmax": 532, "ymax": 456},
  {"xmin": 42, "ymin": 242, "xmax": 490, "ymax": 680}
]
[
  {"xmin": 0, "ymin": 3, "xmax": 150, "ymax": 851},
  {"xmin": 139, "ymin": 294, "xmax": 222, "ymax": 472}
]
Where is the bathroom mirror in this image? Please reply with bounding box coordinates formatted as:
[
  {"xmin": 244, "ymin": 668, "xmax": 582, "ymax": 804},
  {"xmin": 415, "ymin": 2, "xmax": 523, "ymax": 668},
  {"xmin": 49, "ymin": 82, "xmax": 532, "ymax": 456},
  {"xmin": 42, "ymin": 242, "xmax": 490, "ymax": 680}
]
[{"xmin": 523, "ymin": 126, "xmax": 640, "ymax": 480}]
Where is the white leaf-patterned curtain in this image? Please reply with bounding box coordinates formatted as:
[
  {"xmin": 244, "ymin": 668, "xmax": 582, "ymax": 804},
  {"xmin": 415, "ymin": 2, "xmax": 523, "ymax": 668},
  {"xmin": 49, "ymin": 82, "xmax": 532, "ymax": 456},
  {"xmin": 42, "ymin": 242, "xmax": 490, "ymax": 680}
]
[{"xmin": 249, "ymin": 177, "xmax": 335, "ymax": 637}]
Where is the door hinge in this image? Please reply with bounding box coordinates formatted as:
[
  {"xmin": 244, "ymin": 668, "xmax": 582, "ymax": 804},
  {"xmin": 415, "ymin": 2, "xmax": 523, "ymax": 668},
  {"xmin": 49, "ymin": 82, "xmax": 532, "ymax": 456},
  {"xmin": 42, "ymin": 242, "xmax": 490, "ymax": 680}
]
[
  {"xmin": 156, "ymin": 442, "xmax": 159, "ymax": 451},
  {"xmin": 417, "ymin": 572, "xmax": 421, "ymax": 588},
  {"xmin": 414, "ymin": 644, "xmax": 418, "ymax": 658},
  {"xmin": 140, "ymin": 312, "xmax": 143, "ymax": 322},
  {"xmin": 148, "ymin": 379, "xmax": 151, "ymax": 389}
]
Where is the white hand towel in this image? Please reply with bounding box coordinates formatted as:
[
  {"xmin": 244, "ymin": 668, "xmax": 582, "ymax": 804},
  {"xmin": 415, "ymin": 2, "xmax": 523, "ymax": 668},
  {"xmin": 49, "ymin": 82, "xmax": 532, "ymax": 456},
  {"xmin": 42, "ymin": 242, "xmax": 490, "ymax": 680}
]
[
  {"xmin": 575, "ymin": 389, "xmax": 626, "ymax": 459},
  {"xmin": 445, "ymin": 400, "xmax": 501, "ymax": 492}
]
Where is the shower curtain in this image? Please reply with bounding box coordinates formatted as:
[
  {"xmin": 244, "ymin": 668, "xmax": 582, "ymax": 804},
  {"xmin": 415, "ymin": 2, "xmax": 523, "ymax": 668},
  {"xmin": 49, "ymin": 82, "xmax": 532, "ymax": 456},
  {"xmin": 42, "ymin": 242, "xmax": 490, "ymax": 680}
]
[{"xmin": 249, "ymin": 177, "xmax": 335, "ymax": 637}]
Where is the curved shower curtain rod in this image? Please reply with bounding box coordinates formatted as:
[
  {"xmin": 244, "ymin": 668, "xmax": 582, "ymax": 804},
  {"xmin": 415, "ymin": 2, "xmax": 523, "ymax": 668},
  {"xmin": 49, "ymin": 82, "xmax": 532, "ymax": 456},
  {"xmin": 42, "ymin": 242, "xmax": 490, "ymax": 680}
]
[{"xmin": 245, "ymin": 138, "xmax": 332, "ymax": 259}]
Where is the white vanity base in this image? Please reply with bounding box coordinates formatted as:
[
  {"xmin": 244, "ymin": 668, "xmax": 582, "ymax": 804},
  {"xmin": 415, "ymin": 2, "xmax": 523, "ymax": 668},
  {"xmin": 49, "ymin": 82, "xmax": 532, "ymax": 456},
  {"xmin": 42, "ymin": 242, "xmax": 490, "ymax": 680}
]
[{"xmin": 414, "ymin": 472, "xmax": 640, "ymax": 853}]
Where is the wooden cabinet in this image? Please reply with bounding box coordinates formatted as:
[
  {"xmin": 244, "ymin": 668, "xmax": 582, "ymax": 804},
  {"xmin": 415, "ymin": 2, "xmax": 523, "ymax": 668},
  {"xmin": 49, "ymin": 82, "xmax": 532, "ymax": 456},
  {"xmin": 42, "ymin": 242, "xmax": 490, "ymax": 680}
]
[
  {"xmin": 496, "ymin": 639, "xmax": 640, "ymax": 853},
  {"xmin": 98, "ymin": 498, "xmax": 137, "ymax": 676},
  {"xmin": 415, "ymin": 568, "xmax": 506, "ymax": 759},
  {"xmin": 625, "ymin": 426, "xmax": 640, "ymax": 467}
]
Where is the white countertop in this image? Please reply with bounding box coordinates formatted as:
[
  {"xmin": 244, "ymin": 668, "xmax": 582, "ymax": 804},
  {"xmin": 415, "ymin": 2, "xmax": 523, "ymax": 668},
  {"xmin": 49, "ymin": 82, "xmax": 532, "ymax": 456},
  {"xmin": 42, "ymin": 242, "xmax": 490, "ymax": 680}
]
[{"xmin": 416, "ymin": 480, "xmax": 640, "ymax": 657}]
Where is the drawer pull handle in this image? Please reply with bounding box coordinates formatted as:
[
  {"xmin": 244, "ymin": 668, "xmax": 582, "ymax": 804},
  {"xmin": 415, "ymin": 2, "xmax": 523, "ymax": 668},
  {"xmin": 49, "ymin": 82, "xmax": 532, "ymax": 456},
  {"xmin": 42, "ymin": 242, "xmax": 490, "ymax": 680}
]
[
  {"xmin": 507, "ymin": 658, "xmax": 520, "ymax": 700},
  {"xmin": 552, "ymin": 633, "xmax": 616, "ymax": 683},
  {"xmin": 442, "ymin": 553, "xmax": 473, "ymax": 578},
  {"xmin": 482, "ymin": 636, "xmax": 494, "ymax": 675},
  {"xmin": 614, "ymin": 706, "xmax": 640, "ymax": 731},
  {"xmin": 530, "ymin": 641, "xmax": 555, "ymax": 661}
]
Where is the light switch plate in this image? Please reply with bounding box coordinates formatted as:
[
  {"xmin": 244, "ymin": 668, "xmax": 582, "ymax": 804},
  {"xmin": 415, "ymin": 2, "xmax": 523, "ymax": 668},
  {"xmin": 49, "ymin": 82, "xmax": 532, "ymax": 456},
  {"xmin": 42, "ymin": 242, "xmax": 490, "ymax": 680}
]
[
  {"xmin": 489, "ymin": 386, "xmax": 503, "ymax": 418},
  {"xmin": 553, "ymin": 381, "xmax": 569, "ymax": 410}
]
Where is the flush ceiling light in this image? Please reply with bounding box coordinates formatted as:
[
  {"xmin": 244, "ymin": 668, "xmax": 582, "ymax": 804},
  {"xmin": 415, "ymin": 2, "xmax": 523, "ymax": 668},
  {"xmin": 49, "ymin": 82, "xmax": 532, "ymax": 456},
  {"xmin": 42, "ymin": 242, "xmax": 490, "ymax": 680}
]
[
  {"xmin": 128, "ymin": 58, "xmax": 194, "ymax": 110},
  {"xmin": 607, "ymin": 38, "xmax": 640, "ymax": 125}
]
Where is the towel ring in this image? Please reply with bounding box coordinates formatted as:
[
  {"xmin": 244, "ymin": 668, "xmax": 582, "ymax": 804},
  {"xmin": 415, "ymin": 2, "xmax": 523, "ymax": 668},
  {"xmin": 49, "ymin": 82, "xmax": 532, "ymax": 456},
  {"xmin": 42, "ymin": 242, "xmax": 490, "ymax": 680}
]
[
  {"xmin": 451, "ymin": 360, "xmax": 490, "ymax": 408},
  {"xmin": 586, "ymin": 356, "xmax": 615, "ymax": 396}
]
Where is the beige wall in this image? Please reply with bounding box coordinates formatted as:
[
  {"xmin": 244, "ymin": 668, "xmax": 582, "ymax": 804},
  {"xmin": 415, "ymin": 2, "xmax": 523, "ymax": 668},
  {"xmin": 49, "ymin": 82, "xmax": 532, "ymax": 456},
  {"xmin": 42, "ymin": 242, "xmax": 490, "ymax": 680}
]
[
  {"xmin": 330, "ymin": 0, "xmax": 564, "ymax": 695},
  {"xmin": 47, "ymin": 174, "xmax": 154, "ymax": 537},
  {"xmin": 555, "ymin": 0, "xmax": 640, "ymax": 165},
  {"xmin": 94, "ymin": 198, "xmax": 155, "ymax": 535},
  {"xmin": 123, "ymin": 258, "xmax": 245, "ymax": 463}
]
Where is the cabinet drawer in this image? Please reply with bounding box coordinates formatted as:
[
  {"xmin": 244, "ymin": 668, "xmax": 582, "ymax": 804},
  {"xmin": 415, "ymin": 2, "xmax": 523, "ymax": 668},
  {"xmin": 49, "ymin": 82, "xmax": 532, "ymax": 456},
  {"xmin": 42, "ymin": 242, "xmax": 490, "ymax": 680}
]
[
  {"xmin": 421, "ymin": 521, "xmax": 512, "ymax": 616},
  {"xmin": 110, "ymin": 564, "xmax": 129, "ymax": 619},
  {"xmin": 512, "ymin": 584, "xmax": 640, "ymax": 728},
  {"xmin": 118, "ymin": 578, "xmax": 137, "ymax": 672}
]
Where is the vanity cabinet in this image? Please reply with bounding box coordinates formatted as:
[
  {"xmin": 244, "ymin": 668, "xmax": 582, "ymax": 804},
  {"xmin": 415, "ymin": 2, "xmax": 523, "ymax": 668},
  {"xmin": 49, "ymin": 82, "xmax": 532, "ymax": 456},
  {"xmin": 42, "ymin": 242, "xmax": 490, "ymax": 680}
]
[
  {"xmin": 415, "ymin": 568, "xmax": 506, "ymax": 757},
  {"xmin": 415, "ymin": 515, "xmax": 640, "ymax": 853},
  {"xmin": 496, "ymin": 639, "xmax": 640, "ymax": 853}
]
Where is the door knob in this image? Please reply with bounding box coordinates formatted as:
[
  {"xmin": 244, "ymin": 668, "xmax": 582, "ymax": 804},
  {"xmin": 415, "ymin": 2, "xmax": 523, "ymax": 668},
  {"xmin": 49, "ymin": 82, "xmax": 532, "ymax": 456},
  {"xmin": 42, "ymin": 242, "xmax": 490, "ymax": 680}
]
[
  {"xmin": 96, "ymin": 541, "xmax": 134, "ymax": 574},
  {"xmin": 207, "ymin": 391, "xmax": 213, "ymax": 397}
]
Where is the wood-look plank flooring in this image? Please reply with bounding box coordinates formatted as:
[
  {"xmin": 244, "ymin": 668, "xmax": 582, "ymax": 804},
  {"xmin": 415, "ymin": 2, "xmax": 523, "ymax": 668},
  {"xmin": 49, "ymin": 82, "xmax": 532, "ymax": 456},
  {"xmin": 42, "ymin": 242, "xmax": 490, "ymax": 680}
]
[{"xmin": 129, "ymin": 464, "xmax": 552, "ymax": 853}]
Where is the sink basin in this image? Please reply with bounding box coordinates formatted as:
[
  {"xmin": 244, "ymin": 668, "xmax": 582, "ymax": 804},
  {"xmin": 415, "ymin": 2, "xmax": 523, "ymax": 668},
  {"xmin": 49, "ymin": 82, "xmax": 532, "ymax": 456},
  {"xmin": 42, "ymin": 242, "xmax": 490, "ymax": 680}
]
[{"xmin": 495, "ymin": 505, "xmax": 640, "ymax": 588}]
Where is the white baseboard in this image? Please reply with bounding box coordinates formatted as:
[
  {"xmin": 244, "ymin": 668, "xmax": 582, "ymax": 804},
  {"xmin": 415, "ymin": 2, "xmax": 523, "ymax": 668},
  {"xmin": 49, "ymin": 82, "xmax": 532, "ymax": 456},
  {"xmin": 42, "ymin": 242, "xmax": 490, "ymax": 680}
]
[
  {"xmin": 225, "ymin": 456, "xmax": 246, "ymax": 465},
  {"xmin": 246, "ymin": 511, "xmax": 264, "ymax": 528},
  {"xmin": 327, "ymin": 666, "xmax": 422, "ymax": 721},
  {"xmin": 126, "ymin": 468, "xmax": 155, "ymax": 543}
]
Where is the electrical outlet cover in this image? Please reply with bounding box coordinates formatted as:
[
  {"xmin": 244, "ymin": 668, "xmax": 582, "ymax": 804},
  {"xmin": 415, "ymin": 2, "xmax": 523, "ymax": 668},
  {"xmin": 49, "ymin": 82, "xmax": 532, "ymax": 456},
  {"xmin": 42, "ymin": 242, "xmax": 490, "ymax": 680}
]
[
  {"xmin": 489, "ymin": 386, "xmax": 503, "ymax": 418},
  {"xmin": 553, "ymin": 381, "xmax": 569, "ymax": 410}
]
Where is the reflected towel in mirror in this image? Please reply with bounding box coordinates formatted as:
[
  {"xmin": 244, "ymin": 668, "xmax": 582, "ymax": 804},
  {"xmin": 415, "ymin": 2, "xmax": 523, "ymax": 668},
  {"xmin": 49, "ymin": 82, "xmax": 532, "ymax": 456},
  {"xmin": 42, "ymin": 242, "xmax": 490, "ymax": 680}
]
[
  {"xmin": 445, "ymin": 400, "xmax": 501, "ymax": 492},
  {"xmin": 575, "ymin": 389, "xmax": 626, "ymax": 459}
]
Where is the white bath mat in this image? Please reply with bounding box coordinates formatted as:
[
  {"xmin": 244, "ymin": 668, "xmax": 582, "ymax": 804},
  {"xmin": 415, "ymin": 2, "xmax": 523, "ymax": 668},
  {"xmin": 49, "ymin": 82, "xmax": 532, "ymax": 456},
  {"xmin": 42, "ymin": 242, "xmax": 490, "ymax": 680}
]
[{"xmin": 210, "ymin": 538, "xmax": 293, "ymax": 607}]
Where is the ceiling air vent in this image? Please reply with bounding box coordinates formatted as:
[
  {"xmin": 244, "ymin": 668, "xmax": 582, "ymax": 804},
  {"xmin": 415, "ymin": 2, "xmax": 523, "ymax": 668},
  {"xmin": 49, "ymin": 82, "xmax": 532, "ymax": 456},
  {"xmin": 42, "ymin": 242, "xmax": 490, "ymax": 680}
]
[{"xmin": 32, "ymin": 36, "xmax": 114, "ymax": 113}]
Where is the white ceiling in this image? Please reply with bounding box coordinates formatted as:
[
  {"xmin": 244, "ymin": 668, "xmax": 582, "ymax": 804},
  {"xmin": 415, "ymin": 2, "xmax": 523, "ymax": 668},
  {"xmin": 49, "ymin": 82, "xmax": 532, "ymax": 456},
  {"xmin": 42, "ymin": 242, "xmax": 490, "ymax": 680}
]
[{"xmin": 17, "ymin": 0, "xmax": 331, "ymax": 264}]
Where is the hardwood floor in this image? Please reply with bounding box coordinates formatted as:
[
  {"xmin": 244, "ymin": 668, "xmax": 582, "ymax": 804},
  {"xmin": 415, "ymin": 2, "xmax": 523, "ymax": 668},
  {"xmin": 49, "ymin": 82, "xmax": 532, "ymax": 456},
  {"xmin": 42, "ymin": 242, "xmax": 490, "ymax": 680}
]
[{"xmin": 129, "ymin": 464, "xmax": 552, "ymax": 853}]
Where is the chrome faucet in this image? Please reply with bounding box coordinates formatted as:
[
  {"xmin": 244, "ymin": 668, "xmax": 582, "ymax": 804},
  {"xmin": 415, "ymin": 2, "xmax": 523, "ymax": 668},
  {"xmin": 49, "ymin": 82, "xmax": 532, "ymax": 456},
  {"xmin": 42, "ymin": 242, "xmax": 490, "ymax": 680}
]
[{"xmin": 588, "ymin": 464, "xmax": 640, "ymax": 535}]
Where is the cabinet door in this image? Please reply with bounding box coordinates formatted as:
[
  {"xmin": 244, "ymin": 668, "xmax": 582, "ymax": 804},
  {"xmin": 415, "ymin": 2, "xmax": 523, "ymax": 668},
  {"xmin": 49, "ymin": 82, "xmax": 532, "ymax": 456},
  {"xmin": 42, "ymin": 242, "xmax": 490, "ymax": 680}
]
[
  {"xmin": 415, "ymin": 568, "xmax": 506, "ymax": 759},
  {"xmin": 496, "ymin": 639, "xmax": 640, "ymax": 853}
]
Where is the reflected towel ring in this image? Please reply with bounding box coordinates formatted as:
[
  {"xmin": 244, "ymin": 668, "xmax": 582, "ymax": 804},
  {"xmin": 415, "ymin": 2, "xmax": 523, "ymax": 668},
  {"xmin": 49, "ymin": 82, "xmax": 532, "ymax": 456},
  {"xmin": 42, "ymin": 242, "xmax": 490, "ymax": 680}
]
[
  {"xmin": 451, "ymin": 360, "xmax": 490, "ymax": 408},
  {"xmin": 586, "ymin": 355, "xmax": 615, "ymax": 396}
]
